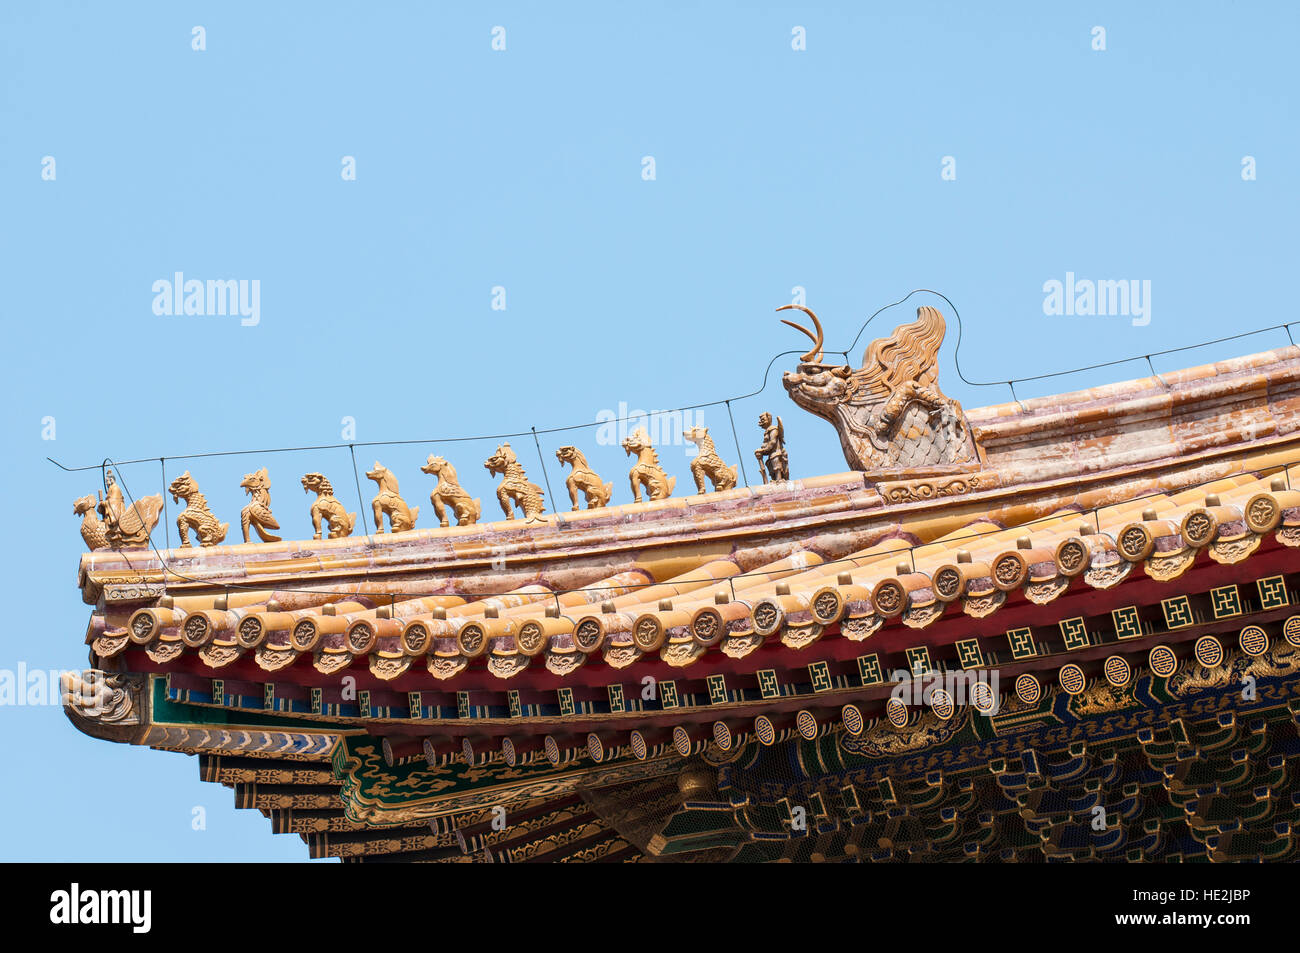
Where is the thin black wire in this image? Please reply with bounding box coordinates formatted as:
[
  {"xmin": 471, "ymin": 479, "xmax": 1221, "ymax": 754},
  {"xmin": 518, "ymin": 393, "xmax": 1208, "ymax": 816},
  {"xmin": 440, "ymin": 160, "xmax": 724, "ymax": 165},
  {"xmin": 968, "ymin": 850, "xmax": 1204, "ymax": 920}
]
[
  {"xmin": 46, "ymin": 294, "xmax": 1300, "ymax": 474},
  {"xmin": 724, "ymin": 400, "xmax": 749, "ymax": 488},
  {"xmin": 348, "ymin": 445, "xmax": 370, "ymax": 535},
  {"xmin": 160, "ymin": 458, "xmax": 170, "ymax": 549},
  {"xmin": 91, "ymin": 456, "xmax": 1294, "ymax": 604},
  {"xmin": 530, "ymin": 427, "xmax": 555, "ymax": 506}
]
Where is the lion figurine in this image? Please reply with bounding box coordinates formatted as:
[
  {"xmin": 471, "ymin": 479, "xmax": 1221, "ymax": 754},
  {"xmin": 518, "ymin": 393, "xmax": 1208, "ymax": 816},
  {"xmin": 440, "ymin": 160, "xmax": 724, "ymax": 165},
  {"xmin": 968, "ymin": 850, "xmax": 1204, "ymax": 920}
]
[{"xmin": 301, "ymin": 472, "xmax": 357, "ymax": 539}]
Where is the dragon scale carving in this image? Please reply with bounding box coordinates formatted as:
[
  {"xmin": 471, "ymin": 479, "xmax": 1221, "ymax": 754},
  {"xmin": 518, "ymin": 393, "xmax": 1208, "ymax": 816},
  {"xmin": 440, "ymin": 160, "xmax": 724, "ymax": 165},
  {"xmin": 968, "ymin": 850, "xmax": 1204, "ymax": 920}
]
[
  {"xmin": 170, "ymin": 471, "xmax": 228, "ymax": 547},
  {"xmin": 622, "ymin": 427, "xmax": 676, "ymax": 502},
  {"xmin": 684, "ymin": 426, "xmax": 737, "ymax": 493},
  {"xmin": 485, "ymin": 443, "xmax": 546, "ymax": 522}
]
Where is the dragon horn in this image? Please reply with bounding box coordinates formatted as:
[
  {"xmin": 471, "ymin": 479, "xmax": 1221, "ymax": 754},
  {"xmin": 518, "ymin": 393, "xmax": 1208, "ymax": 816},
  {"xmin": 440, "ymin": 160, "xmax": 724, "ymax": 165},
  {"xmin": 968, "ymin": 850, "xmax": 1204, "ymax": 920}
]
[{"xmin": 776, "ymin": 304, "xmax": 824, "ymax": 363}]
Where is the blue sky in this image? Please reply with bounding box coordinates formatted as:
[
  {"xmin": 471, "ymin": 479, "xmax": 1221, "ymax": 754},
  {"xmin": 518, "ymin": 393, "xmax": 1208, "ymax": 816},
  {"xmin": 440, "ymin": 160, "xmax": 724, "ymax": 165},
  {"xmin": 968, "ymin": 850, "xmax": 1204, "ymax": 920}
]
[{"xmin": 1, "ymin": 2, "xmax": 1296, "ymax": 861}]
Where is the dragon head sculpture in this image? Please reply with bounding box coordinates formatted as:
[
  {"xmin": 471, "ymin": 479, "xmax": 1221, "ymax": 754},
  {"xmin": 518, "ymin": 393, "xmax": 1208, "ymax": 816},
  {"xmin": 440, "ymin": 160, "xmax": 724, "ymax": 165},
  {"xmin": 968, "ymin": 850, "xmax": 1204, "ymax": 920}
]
[
  {"xmin": 779, "ymin": 304, "xmax": 978, "ymax": 472},
  {"xmin": 779, "ymin": 305, "xmax": 858, "ymax": 420},
  {"xmin": 621, "ymin": 427, "xmax": 654, "ymax": 458},
  {"xmin": 484, "ymin": 443, "xmax": 519, "ymax": 477},
  {"xmin": 301, "ymin": 472, "xmax": 334, "ymax": 496},
  {"xmin": 168, "ymin": 471, "xmax": 201, "ymax": 504}
]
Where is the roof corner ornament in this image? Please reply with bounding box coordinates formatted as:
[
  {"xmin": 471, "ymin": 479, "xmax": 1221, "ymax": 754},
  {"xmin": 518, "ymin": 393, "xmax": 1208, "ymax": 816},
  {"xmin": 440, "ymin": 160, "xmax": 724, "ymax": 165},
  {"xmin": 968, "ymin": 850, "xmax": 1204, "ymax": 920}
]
[
  {"xmin": 74, "ymin": 469, "xmax": 164, "ymax": 551},
  {"xmin": 62, "ymin": 669, "xmax": 143, "ymax": 727},
  {"xmin": 779, "ymin": 304, "xmax": 979, "ymax": 473},
  {"xmin": 301, "ymin": 472, "xmax": 357, "ymax": 539},
  {"xmin": 683, "ymin": 426, "xmax": 738, "ymax": 493},
  {"xmin": 366, "ymin": 461, "xmax": 419, "ymax": 533},
  {"xmin": 421, "ymin": 454, "xmax": 482, "ymax": 526},
  {"xmin": 239, "ymin": 467, "xmax": 282, "ymax": 543},
  {"xmin": 622, "ymin": 427, "xmax": 676, "ymax": 502},
  {"xmin": 485, "ymin": 442, "xmax": 547, "ymax": 522},
  {"xmin": 170, "ymin": 471, "xmax": 229, "ymax": 547},
  {"xmin": 754, "ymin": 413, "xmax": 788, "ymax": 483},
  {"xmin": 556, "ymin": 446, "xmax": 613, "ymax": 510}
]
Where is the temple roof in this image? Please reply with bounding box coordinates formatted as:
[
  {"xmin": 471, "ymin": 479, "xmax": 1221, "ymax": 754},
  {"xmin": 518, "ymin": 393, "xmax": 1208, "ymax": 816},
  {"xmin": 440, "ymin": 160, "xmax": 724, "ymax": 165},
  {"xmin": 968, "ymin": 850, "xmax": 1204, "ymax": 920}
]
[
  {"xmin": 89, "ymin": 466, "xmax": 1299, "ymax": 685},
  {"xmin": 75, "ymin": 344, "xmax": 1300, "ymax": 688},
  {"xmin": 60, "ymin": 312, "xmax": 1300, "ymax": 862}
]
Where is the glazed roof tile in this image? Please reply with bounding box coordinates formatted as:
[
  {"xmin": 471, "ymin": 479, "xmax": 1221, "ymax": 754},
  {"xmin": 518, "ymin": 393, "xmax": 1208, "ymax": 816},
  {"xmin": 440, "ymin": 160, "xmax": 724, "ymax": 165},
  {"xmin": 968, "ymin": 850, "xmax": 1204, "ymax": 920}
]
[
  {"xmin": 74, "ymin": 344, "xmax": 1300, "ymax": 689},
  {"xmin": 97, "ymin": 467, "xmax": 1300, "ymax": 682}
]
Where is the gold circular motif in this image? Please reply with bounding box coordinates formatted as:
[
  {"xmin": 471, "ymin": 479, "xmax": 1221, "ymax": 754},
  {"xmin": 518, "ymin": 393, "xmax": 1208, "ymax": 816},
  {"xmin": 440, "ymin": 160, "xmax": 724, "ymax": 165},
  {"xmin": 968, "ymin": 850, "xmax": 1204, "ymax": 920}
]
[
  {"xmin": 630, "ymin": 730, "xmax": 648, "ymax": 761},
  {"xmin": 501, "ymin": 737, "xmax": 518, "ymax": 766},
  {"xmin": 933, "ymin": 566, "xmax": 963, "ymax": 600},
  {"xmin": 347, "ymin": 621, "xmax": 375, "ymax": 654},
  {"xmin": 885, "ymin": 697, "xmax": 909, "ymax": 728},
  {"xmin": 796, "ymin": 709, "xmax": 819, "ymax": 740},
  {"xmin": 1239, "ymin": 625, "xmax": 1269, "ymax": 657},
  {"xmin": 872, "ymin": 581, "xmax": 905, "ymax": 616},
  {"xmin": 1058, "ymin": 664, "xmax": 1086, "ymax": 696},
  {"xmin": 671, "ymin": 725, "xmax": 693, "ymax": 757},
  {"xmin": 1119, "ymin": 524, "xmax": 1154, "ymax": 561},
  {"xmin": 711, "ymin": 721, "xmax": 734, "ymax": 750},
  {"xmin": 517, "ymin": 621, "xmax": 548, "ymax": 656},
  {"xmin": 755, "ymin": 715, "xmax": 777, "ymax": 745},
  {"xmin": 993, "ymin": 554, "xmax": 1026, "ymax": 589},
  {"xmin": 544, "ymin": 735, "xmax": 562, "ymax": 765},
  {"xmin": 752, "ymin": 600, "xmax": 782, "ymax": 634},
  {"xmin": 573, "ymin": 619, "xmax": 603, "ymax": 653},
  {"xmin": 129, "ymin": 612, "xmax": 156, "ymax": 644},
  {"xmin": 1014, "ymin": 674, "xmax": 1041, "ymax": 705},
  {"xmin": 1103, "ymin": 655, "xmax": 1131, "ymax": 687},
  {"xmin": 402, "ymin": 623, "xmax": 430, "ymax": 655},
  {"xmin": 632, "ymin": 615, "xmax": 666, "ymax": 652},
  {"xmin": 182, "ymin": 615, "xmax": 210, "ymax": 647},
  {"xmin": 1148, "ymin": 645, "xmax": 1178, "ymax": 677},
  {"xmin": 1284, "ymin": 615, "xmax": 1300, "ymax": 648},
  {"xmin": 1181, "ymin": 510, "xmax": 1215, "ymax": 546},
  {"xmin": 840, "ymin": 704, "xmax": 865, "ymax": 736},
  {"xmin": 812, "ymin": 589, "xmax": 843, "ymax": 624},
  {"xmin": 971, "ymin": 682, "xmax": 998, "ymax": 715},
  {"xmin": 691, "ymin": 609, "xmax": 723, "ymax": 646},
  {"xmin": 930, "ymin": 689, "xmax": 955, "ymax": 720},
  {"xmin": 586, "ymin": 732, "xmax": 606, "ymax": 762},
  {"xmin": 457, "ymin": 622, "xmax": 487, "ymax": 658},
  {"xmin": 236, "ymin": 616, "xmax": 263, "ymax": 648},
  {"xmin": 1246, "ymin": 493, "xmax": 1280, "ymax": 533},
  {"xmin": 290, "ymin": 620, "xmax": 319, "ymax": 652},
  {"xmin": 1194, "ymin": 635, "xmax": 1224, "ymax": 668},
  {"xmin": 1055, "ymin": 539, "xmax": 1088, "ymax": 576}
]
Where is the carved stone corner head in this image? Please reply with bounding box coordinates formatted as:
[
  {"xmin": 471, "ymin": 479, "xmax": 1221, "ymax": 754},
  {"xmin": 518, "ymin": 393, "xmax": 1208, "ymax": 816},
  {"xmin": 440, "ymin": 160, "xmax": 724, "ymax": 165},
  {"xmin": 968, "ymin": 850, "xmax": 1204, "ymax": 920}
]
[
  {"xmin": 61, "ymin": 669, "xmax": 147, "ymax": 743},
  {"xmin": 778, "ymin": 303, "xmax": 979, "ymax": 473}
]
